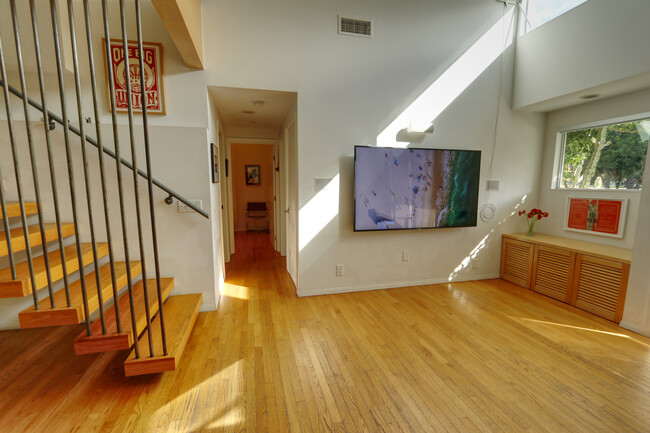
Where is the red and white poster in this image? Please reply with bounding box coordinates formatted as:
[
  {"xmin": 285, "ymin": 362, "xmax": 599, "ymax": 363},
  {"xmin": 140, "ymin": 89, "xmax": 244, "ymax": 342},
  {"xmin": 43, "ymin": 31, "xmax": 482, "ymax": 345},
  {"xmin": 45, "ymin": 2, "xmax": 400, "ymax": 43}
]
[
  {"xmin": 104, "ymin": 39, "xmax": 165, "ymax": 115},
  {"xmin": 565, "ymin": 197, "xmax": 627, "ymax": 238}
]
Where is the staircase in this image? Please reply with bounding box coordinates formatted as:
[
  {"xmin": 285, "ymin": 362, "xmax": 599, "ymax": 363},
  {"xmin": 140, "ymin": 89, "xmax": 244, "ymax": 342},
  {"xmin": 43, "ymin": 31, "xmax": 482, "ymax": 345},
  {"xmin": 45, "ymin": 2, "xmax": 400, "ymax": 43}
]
[{"xmin": 0, "ymin": 0, "xmax": 205, "ymax": 376}]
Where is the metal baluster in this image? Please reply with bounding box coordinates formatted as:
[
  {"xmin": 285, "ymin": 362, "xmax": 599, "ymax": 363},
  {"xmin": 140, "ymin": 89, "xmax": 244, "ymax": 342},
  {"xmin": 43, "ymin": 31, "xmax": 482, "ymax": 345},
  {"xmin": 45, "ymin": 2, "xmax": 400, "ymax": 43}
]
[
  {"xmin": 83, "ymin": 0, "xmax": 122, "ymax": 334},
  {"xmin": 29, "ymin": 0, "xmax": 72, "ymax": 307},
  {"xmin": 120, "ymin": 0, "xmax": 154, "ymax": 358},
  {"xmin": 67, "ymin": 0, "xmax": 107, "ymax": 334},
  {"xmin": 0, "ymin": 18, "xmax": 38, "ymax": 307},
  {"xmin": 102, "ymin": 0, "xmax": 140, "ymax": 357},
  {"xmin": 0, "ymin": 40, "xmax": 16, "ymax": 282},
  {"xmin": 135, "ymin": 0, "xmax": 167, "ymax": 355},
  {"xmin": 10, "ymin": 0, "xmax": 56, "ymax": 308},
  {"xmin": 50, "ymin": 0, "xmax": 91, "ymax": 335}
]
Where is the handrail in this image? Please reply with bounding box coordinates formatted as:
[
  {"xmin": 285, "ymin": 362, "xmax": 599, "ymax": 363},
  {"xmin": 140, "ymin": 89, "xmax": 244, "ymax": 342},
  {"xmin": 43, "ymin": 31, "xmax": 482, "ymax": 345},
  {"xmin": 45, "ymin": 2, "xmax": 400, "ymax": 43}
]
[{"xmin": 0, "ymin": 79, "xmax": 209, "ymax": 219}]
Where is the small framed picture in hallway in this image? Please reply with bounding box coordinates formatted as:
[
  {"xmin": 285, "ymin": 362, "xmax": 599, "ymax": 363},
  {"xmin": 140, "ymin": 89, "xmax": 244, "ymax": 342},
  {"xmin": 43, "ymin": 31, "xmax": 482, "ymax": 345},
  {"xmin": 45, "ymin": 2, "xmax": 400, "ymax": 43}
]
[
  {"xmin": 211, "ymin": 143, "xmax": 219, "ymax": 183},
  {"xmin": 245, "ymin": 165, "xmax": 261, "ymax": 185}
]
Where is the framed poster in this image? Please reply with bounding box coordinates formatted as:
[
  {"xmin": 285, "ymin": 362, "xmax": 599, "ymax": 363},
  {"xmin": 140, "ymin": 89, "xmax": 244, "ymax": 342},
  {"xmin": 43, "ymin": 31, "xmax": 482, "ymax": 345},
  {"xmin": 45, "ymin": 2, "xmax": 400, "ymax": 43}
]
[
  {"xmin": 103, "ymin": 39, "xmax": 166, "ymax": 114},
  {"xmin": 565, "ymin": 197, "xmax": 627, "ymax": 238},
  {"xmin": 245, "ymin": 165, "xmax": 260, "ymax": 185},
  {"xmin": 211, "ymin": 143, "xmax": 219, "ymax": 184}
]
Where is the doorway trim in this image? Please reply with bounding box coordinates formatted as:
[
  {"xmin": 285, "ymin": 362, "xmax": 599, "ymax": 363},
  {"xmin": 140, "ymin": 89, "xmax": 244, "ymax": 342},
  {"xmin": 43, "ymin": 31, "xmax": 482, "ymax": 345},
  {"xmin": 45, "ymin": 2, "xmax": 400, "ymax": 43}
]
[{"xmin": 223, "ymin": 138, "xmax": 280, "ymax": 258}]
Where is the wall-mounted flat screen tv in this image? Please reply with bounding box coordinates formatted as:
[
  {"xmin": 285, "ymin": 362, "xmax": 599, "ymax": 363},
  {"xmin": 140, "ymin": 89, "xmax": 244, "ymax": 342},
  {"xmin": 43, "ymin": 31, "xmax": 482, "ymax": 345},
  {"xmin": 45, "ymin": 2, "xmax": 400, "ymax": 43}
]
[{"xmin": 354, "ymin": 146, "xmax": 481, "ymax": 231}]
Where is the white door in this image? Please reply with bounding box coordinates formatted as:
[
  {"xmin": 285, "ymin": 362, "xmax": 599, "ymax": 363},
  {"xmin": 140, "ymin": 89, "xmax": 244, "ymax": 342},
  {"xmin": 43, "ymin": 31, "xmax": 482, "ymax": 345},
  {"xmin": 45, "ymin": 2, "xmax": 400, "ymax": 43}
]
[{"xmin": 285, "ymin": 121, "xmax": 299, "ymax": 287}]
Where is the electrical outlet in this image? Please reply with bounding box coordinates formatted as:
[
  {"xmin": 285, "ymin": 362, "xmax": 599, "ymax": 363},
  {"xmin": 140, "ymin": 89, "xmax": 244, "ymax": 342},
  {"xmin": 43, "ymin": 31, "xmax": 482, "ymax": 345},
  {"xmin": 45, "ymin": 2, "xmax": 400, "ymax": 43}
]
[
  {"xmin": 178, "ymin": 199, "xmax": 202, "ymax": 213},
  {"xmin": 402, "ymin": 250, "xmax": 409, "ymax": 262},
  {"xmin": 336, "ymin": 264, "xmax": 344, "ymax": 276}
]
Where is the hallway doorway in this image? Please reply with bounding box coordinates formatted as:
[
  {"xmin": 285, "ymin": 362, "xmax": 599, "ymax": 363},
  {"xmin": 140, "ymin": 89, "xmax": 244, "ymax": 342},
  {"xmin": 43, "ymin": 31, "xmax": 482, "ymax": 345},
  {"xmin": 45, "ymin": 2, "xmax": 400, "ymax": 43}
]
[{"xmin": 207, "ymin": 86, "xmax": 298, "ymax": 288}]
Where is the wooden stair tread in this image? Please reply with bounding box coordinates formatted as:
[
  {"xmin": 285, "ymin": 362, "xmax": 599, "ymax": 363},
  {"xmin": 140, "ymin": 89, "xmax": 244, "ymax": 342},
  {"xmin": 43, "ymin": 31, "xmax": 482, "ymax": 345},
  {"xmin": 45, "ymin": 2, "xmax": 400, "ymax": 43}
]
[
  {"xmin": 18, "ymin": 261, "xmax": 141, "ymax": 329},
  {"xmin": 124, "ymin": 293, "xmax": 202, "ymax": 376},
  {"xmin": 74, "ymin": 277, "xmax": 174, "ymax": 355},
  {"xmin": 0, "ymin": 202, "xmax": 38, "ymax": 219},
  {"xmin": 0, "ymin": 242, "xmax": 109, "ymax": 298},
  {"xmin": 0, "ymin": 223, "xmax": 75, "ymax": 256}
]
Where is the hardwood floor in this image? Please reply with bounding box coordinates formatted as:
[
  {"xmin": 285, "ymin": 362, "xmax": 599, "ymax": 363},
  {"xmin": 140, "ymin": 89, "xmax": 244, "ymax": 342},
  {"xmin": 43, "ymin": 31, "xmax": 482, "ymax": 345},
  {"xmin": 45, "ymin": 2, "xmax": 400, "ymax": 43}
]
[{"xmin": 1, "ymin": 231, "xmax": 649, "ymax": 432}]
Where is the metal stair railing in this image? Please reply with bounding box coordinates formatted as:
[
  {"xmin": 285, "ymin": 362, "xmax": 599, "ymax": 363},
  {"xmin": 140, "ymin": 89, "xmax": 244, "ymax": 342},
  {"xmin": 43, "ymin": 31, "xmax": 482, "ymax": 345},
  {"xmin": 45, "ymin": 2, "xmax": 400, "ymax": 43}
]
[{"xmin": 0, "ymin": 0, "xmax": 206, "ymax": 359}]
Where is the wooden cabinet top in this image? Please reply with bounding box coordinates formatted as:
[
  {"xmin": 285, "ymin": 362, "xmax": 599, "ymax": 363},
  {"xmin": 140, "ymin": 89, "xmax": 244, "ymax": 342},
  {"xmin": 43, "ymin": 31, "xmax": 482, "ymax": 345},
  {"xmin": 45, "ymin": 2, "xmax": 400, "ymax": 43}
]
[{"xmin": 503, "ymin": 233, "xmax": 632, "ymax": 264}]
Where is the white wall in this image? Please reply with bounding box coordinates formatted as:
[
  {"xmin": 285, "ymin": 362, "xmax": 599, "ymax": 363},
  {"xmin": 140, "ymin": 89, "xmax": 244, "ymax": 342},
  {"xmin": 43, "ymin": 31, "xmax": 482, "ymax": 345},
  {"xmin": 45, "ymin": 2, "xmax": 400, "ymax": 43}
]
[
  {"xmin": 514, "ymin": 0, "xmax": 650, "ymax": 110},
  {"xmin": 206, "ymin": 93, "xmax": 225, "ymax": 310},
  {"xmin": 202, "ymin": 0, "xmax": 546, "ymax": 295},
  {"xmin": 537, "ymin": 89, "xmax": 650, "ymax": 249}
]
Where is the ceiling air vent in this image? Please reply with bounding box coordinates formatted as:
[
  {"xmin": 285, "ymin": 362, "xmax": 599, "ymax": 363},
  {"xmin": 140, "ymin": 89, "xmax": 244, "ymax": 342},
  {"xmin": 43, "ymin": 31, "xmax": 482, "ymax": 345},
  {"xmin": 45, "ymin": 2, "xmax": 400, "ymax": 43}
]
[{"xmin": 338, "ymin": 16, "xmax": 373, "ymax": 38}]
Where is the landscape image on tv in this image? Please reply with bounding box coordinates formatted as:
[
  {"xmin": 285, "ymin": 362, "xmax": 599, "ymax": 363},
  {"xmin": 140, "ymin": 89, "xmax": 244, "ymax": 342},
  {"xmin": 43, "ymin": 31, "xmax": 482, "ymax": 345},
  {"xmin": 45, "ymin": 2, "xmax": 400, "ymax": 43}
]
[{"xmin": 354, "ymin": 146, "xmax": 481, "ymax": 231}]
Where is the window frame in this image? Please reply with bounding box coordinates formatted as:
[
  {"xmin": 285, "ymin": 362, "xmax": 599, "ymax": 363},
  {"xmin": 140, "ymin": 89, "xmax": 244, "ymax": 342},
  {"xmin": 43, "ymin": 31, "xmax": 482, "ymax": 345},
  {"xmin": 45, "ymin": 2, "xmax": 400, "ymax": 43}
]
[{"xmin": 552, "ymin": 112, "xmax": 650, "ymax": 191}]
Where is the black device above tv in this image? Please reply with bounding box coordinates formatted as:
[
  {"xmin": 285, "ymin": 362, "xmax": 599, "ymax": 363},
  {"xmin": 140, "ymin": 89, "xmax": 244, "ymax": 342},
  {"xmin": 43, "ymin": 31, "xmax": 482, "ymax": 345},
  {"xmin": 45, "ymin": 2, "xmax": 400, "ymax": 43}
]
[{"xmin": 354, "ymin": 146, "xmax": 481, "ymax": 232}]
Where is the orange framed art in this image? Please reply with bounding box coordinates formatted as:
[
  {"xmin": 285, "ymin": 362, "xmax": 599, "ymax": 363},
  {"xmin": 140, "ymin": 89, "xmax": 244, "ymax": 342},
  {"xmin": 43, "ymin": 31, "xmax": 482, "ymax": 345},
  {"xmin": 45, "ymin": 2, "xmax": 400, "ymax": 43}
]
[{"xmin": 103, "ymin": 38, "xmax": 166, "ymax": 115}]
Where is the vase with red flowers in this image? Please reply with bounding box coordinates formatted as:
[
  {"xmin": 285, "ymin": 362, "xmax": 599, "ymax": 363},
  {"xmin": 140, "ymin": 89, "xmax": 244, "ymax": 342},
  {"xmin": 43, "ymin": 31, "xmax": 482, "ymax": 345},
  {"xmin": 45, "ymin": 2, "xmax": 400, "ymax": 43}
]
[{"xmin": 518, "ymin": 208, "xmax": 549, "ymax": 237}]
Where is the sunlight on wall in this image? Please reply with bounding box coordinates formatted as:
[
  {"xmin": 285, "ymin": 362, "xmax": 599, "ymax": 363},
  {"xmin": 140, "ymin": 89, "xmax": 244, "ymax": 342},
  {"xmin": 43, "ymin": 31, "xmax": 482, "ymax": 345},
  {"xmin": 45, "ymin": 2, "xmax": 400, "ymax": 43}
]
[
  {"xmin": 447, "ymin": 194, "xmax": 528, "ymax": 281},
  {"xmin": 376, "ymin": 7, "xmax": 516, "ymax": 148},
  {"xmin": 299, "ymin": 174, "xmax": 340, "ymax": 251}
]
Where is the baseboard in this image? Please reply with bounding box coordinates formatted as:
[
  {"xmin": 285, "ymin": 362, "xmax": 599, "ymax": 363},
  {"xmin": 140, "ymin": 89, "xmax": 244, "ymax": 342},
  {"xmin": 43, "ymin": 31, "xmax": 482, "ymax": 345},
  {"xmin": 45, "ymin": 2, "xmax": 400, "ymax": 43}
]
[
  {"xmin": 297, "ymin": 273, "xmax": 500, "ymax": 297},
  {"xmin": 200, "ymin": 303, "xmax": 219, "ymax": 312},
  {"xmin": 619, "ymin": 320, "xmax": 648, "ymax": 336}
]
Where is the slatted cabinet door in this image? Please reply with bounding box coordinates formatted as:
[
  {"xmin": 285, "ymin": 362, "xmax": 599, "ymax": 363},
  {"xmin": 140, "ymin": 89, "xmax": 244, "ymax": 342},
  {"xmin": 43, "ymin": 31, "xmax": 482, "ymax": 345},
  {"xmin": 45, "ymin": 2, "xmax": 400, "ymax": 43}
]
[
  {"xmin": 571, "ymin": 255, "xmax": 630, "ymax": 323},
  {"xmin": 531, "ymin": 245, "xmax": 575, "ymax": 303},
  {"xmin": 500, "ymin": 237, "xmax": 535, "ymax": 288}
]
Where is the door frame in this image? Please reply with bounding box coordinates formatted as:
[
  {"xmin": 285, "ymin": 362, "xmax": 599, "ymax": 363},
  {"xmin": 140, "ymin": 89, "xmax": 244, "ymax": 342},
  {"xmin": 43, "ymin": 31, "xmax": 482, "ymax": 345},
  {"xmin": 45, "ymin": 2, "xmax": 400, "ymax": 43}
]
[{"xmin": 224, "ymin": 138, "xmax": 280, "ymax": 255}]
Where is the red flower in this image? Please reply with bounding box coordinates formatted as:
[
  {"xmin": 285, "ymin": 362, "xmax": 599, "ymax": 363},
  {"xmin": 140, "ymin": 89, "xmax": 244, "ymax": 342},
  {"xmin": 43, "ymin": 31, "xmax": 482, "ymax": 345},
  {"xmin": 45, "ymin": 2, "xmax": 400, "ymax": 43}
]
[{"xmin": 519, "ymin": 208, "xmax": 549, "ymax": 220}]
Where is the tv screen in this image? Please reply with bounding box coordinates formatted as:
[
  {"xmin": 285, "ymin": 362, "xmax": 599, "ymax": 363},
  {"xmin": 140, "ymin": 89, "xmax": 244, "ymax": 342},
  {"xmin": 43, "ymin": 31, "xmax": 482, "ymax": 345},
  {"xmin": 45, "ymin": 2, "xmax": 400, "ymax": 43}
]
[{"xmin": 354, "ymin": 146, "xmax": 481, "ymax": 231}]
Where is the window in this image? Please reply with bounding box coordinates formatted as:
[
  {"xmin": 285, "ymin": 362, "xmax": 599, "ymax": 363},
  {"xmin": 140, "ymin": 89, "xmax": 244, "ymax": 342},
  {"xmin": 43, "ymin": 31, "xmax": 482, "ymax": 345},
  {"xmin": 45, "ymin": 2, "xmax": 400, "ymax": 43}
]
[
  {"xmin": 521, "ymin": 0, "xmax": 590, "ymax": 33},
  {"xmin": 557, "ymin": 117, "xmax": 650, "ymax": 190}
]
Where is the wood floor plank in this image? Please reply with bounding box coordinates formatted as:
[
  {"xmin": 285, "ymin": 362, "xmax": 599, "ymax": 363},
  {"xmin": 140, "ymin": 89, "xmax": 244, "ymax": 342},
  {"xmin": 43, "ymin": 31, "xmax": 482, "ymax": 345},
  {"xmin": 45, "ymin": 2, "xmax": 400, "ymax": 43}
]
[{"xmin": 1, "ymin": 231, "xmax": 650, "ymax": 432}]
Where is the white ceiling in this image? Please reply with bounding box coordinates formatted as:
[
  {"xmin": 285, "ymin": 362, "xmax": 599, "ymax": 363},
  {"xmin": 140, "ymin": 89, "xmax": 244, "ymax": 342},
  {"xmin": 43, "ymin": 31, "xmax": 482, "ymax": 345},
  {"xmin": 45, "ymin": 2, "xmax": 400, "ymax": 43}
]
[{"xmin": 207, "ymin": 86, "xmax": 296, "ymax": 136}]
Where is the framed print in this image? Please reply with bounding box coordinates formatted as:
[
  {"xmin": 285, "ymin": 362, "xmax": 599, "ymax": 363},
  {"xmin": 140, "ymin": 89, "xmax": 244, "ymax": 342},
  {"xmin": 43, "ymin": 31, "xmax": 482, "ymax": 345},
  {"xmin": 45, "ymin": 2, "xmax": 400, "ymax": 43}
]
[
  {"xmin": 565, "ymin": 197, "xmax": 627, "ymax": 238},
  {"xmin": 245, "ymin": 165, "xmax": 261, "ymax": 185},
  {"xmin": 211, "ymin": 143, "xmax": 219, "ymax": 184},
  {"xmin": 103, "ymin": 39, "xmax": 166, "ymax": 114}
]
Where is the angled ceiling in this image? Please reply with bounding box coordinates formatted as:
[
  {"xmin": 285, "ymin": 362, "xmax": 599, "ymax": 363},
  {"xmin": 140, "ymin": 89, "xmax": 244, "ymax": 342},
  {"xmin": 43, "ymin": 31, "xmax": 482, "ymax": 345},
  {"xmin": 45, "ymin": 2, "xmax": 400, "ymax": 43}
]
[{"xmin": 208, "ymin": 86, "xmax": 296, "ymax": 137}]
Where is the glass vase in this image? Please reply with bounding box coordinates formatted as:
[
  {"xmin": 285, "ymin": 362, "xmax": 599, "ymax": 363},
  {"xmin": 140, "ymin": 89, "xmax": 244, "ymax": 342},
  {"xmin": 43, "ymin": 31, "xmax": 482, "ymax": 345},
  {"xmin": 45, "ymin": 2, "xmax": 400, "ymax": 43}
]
[{"xmin": 526, "ymin": 218, "xmax": 536, "ymax": 237}]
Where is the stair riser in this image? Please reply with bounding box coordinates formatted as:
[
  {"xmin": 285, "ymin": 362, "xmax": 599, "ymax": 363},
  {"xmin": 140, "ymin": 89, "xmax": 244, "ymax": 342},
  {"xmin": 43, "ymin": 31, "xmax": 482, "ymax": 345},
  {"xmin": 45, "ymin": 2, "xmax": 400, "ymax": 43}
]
[
  {"xmin": 0, "ymin": 281, "xmax": 29, "ymax": 298},
  {"xmin": 19, "ymin": 307, "xmax": 82, "ymax": 329},
  {"xmin": 125, "ymin": 357, "xmax": 176, "ymax": 377},
  {"xmin": 74, "ymin": 334, "xmax": 133, "ymax": 355}
]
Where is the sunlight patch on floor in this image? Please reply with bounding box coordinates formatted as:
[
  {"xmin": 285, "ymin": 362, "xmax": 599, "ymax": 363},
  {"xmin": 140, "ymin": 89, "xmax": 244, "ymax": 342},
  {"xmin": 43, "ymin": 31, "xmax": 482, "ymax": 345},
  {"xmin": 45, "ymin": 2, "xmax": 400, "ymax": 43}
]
[
  {"xmin": 519, "ymin": 318, "xmax": 632, "ymax": 339},
  {"xmin": 150, "ymin": 360, "xmax": 244, "ymax": 432},
  {"xmin": 223, "ymin": 283, "xmax": 250, "ymax": 300}
]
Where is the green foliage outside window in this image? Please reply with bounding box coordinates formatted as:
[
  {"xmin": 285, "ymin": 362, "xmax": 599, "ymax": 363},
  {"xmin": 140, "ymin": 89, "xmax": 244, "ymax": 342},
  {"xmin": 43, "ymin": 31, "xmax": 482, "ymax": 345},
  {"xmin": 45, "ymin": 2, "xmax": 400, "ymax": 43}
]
[{"xmin": 560, "ymin": 119, "xmax": 650, "ymax": 189}]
